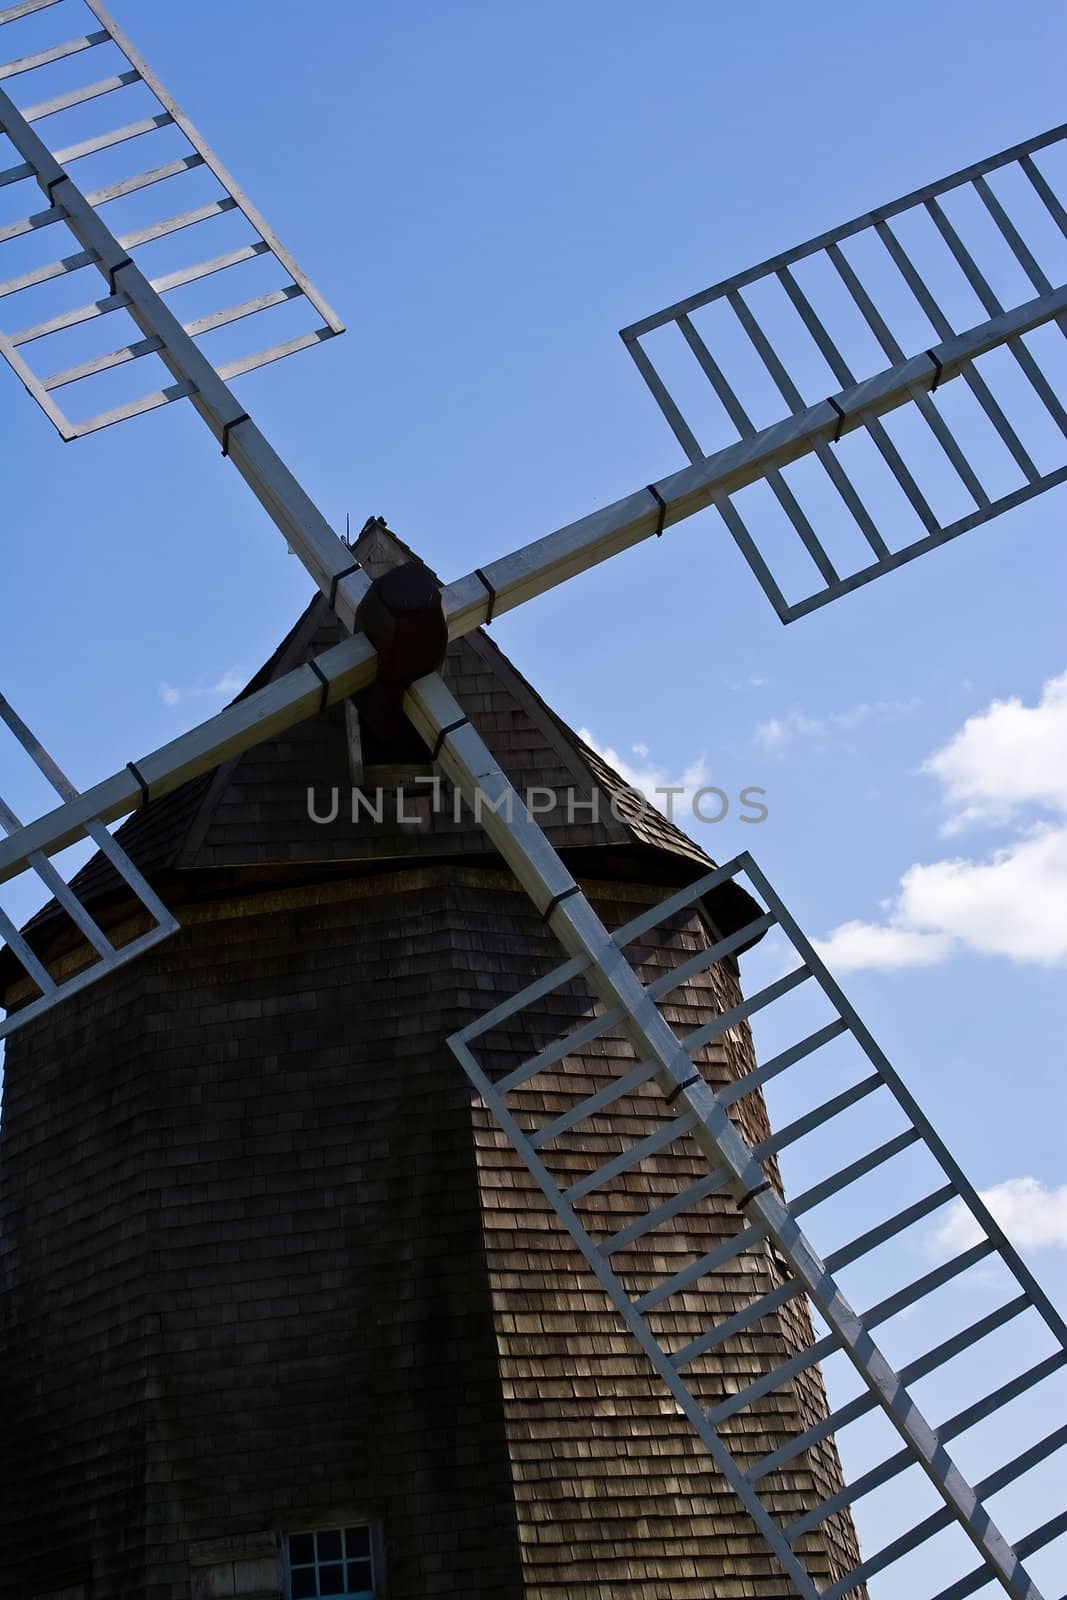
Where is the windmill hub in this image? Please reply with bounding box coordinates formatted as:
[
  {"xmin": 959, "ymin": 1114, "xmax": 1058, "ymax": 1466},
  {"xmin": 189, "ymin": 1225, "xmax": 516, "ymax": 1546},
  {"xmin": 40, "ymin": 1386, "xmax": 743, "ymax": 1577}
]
[{"xmin": 354, "ymin": 559, "xmax": 449, "ymax": 738}]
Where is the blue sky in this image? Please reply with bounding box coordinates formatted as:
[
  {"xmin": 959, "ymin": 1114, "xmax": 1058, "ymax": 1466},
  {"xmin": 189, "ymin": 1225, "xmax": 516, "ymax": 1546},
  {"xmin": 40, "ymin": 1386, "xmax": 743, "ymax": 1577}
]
[{"xmin": 1, "ymin": 0, "xmax": 1065, "ymax": 1589}]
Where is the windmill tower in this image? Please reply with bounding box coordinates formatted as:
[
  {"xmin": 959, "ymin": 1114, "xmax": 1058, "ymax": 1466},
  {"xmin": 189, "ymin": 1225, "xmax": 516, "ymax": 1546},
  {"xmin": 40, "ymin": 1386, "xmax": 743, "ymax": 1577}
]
[
  {"xmin": 0, "ymin": 4, "xmax": 1065, "ymax": 1597},
  {"xmin": 1, "ymin": 517, "xmax": 866, "ymax": 1597}
]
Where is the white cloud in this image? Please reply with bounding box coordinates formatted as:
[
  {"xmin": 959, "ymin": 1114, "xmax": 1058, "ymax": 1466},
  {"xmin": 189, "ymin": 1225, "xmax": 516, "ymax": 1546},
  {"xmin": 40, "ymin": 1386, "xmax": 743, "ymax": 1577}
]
[
  {"xmin": 753, "ymin": 698, "xmax": 918, "ymax": 751},
  {"xmin": 159, "ymin": 671, "xmax": 245, "ymax": 708},
  {"xmin": 578, "ymin": 728, "xmax": 709, "ymax": 821},
  {"xmin": 815, "ymin": 670, "xmax": 1067, "ymax": 972},
  {"xmin": 933, "ymin": 1178, "xmax": 1067, "ymax": 1255},
  {"xmin": 895, "ymin": 827, "xmax": 1067, "ymax": 965},
  {"xmin": 924, "ymin": 670, "xmax": 1067, "ymax": 834},
  {"xmin": 754, "ymin": 710, "xmax": 824, "ymax": 750},
  {"xmin": 814, "ymin": 920, "xmax": 952, "ymax": 971},
  {"xmin": 817, "ymin": 825, "xmax": 1067, "ymax": 971}
]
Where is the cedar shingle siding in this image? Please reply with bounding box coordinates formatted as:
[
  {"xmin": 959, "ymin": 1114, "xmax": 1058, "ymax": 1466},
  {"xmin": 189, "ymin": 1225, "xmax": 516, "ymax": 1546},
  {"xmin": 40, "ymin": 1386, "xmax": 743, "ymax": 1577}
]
[{"xmin": 0, "ymin": 526, "xmax": 864, "ymax": 1597}]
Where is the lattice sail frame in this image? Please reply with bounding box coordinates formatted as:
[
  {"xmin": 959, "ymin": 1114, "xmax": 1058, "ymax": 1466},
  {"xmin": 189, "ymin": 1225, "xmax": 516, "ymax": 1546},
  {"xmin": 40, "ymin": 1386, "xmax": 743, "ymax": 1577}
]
[
  {"xmin": 0, "ymin": 690, "xmax": 178, "ymax": 1039},
  {"xmin": 0, "ymin": 0, "xmax": 344, "ymax": 437},
  {"xmin": 622, "ymin": 125, "xmax": 1066, "ymax": 621},
  {"xmin": 0, "ymin": 0, "xmax": 365, "ymax": 1035},
  {"xmin": 448, "ymin": 850, "xmax": 1067, "ymax": 1599}
]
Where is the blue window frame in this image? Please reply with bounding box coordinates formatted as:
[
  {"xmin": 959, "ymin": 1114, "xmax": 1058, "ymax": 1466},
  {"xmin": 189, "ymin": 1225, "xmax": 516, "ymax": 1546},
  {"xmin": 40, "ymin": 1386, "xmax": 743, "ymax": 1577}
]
[{"xmin": 284, "ymin": 1526, "xmax": 376, "ymax": 1599}]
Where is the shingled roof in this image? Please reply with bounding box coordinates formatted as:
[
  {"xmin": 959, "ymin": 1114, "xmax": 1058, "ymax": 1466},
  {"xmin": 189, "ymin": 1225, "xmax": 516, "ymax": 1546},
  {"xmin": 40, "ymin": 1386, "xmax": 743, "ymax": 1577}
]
[{"xmin": 4, "ymin": 521, "xmax": 761, "ymax": 986}]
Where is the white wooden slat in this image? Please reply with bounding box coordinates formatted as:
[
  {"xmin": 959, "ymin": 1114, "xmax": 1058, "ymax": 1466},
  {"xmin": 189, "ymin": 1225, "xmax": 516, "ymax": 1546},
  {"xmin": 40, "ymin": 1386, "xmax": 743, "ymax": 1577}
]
[
  {"xmin": 599, "ymin": 1172, "xmax": 723, "ymax": 1259},
  {"xmin": 149, "ymin": 238, "xmax": 269, "ymax": 294},
  {"xmin": 117, "ymin": 194, "xmax": 237, "ymax": 251},
  {"xmin": 713, "ymin": 488, "xmax": 789, "ymax": 619},
  {"xmin": 71, "ymin": 377, "xmax": 195, "ymax": 435},
  {"xmin": 645, "ymin": 912, "xmax": 777, "ymax": 1003},
  {"xmin": 0, "ymin": 30, "xmax": 108, "ymax": 81},
  {"xmin": 682, "ymin": 964, "xmax": 811, "ymax": 1055},
  {"xmin": 625, "ymin": 332, "xmax": 704, "ymax": 463},
  {"xmin": 53, "ymin": 110, "xmax": 172, "ymax": 165},
  {"xmin": 611, "ymin": 858, "xmax": 758, "ymax": 950},
  {"xmin": 10, "ymin": 288, "xmax": 128, "ymax": 345},
  {"xmin": 42, "ymin": 331, "xmax": 162, "ymax": 391},
  {"xmin": 0, "ymin": 199, "xmax": 61, "ymax": 243},
  {"xmin": 497, "ymin": 1004, "xmax": 628, "ymax": 1097},
  {"xmin": 0, "ymin": 243, "xmax": 95, "ymax": 298},
  {"xmin": 717, "ymin": 1020, "xmax": 850, "ymax": 1111},
  {"xmin": 0, "ymin": 157, "xmax": 32, "ymax": 186},
  {"xmin": 1021, "ymin": 152, "xmax": 1067, "ymax": 235},
  {"xmin": 0, "ymin": 326, "xmax": 72, "ymax": 432},
  {"xmin": 0, "ymin": 0, "xmax": 62, "ymax": 24},
  {"xmin": 973, "ymin": 174, "xmax": 1054, "ymax": 295},
  {"xmin": 85, "ymin": 152, "xmax": 204, "ymax": 208},
  {"xmin": 0, "ymin": 921, "xmax": 177, "ymax": 1042},
  {"xmin": 530, "ymin": 1059, "xmax": 659, "ymax": 1152},
  {"xmin": 0, "ymin": 901, "xmax": 56, "ymax": 995},
  {"xmin": 216, "ymin": 325, "xmax": 331, "ymax": 380},
  {"xmin": 183, "ymin": 282, "xmax": 300, "ymax": 337},
  {"xmin": 34, "ymin": 283, "xmax": 309, "ymax": 387},
  {"xmin": 635, "ymin": 1218, "xmax": 767, "ymax": 1315},
  {"xmin": 23, "ymin": 68, "xmax": 139, "ymax": 123},
  {"xmin": 790, "ymin": 1128, "xmax": 922, "ymax": 1216},
  {"xmin": 38, "ymin": 289, "xmax": 301, "ymax": 388},
  {"xmin": 563, "ymin": 1115, "xmax": 698, "ymax": 1204}
]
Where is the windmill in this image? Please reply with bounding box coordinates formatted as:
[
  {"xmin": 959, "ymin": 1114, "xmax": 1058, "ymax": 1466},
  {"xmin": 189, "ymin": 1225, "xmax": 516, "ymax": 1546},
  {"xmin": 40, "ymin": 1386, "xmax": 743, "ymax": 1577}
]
[{"xmin": 0, "ymin": 2, "xmax": 1064, "ymax": 1596}]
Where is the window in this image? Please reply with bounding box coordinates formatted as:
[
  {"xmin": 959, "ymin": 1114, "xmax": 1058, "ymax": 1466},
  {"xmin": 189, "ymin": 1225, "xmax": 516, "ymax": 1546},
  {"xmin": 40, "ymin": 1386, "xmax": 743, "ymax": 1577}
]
[{"xmin": 284, "ymin": 1526, "xmax": 376, "ymax": 1599}]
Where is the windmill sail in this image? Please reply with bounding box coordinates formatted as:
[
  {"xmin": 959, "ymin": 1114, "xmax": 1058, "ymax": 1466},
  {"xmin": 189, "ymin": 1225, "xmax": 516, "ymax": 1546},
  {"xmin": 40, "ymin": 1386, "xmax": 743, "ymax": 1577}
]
[
  {"xmin": 448, "ymin": 848, "xmax": 1067, "ymax": 1598},
  {"xmin": 397, "ymin": 668, "xmax": 1067, "ymax": 1598},
  {"xmin": 0, "ymin": 0, "xmax": 343, "ymax": 439},
  {"xmin": 0, "ymin": 690, "xmax": 178, "ymax": 1039},
  {"xmin": 621, "ymin": 125, "xmax": 1066, "ymax": 621},
  {"xmin": 0, "ymin": 0, "xmax": 367, "ymax": 1035},
  {"xmin": 0, "ymin": 0, "xmax": 366, "ymax": 620}
]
